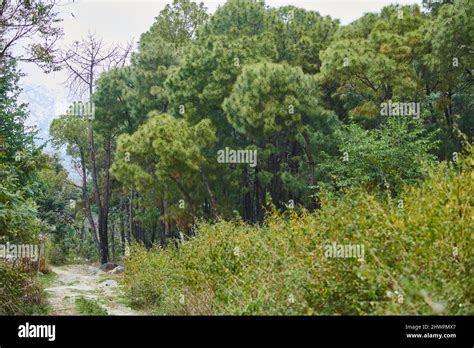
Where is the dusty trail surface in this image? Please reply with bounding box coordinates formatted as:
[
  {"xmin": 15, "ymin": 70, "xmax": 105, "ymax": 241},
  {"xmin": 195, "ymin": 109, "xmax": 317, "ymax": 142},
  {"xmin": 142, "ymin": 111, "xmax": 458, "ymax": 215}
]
[{"xmin": 45, "ymin": 264, "xmax": 142, "ymax": 315}]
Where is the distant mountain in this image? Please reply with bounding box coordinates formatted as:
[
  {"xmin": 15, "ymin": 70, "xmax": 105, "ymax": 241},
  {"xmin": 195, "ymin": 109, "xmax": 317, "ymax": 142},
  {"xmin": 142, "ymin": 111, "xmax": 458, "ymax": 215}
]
[
  {"xmin": 20, "ymin": 84, "xmax": 80, "ymax": 182},
  {"xmin": 21, "ymin": 84, "xmax": 57, "ymax": 146}
]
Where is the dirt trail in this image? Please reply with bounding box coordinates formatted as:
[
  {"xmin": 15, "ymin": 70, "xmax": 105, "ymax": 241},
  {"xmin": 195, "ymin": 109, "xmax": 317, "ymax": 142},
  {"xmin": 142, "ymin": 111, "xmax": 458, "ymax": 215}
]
[{"xmin": 45, "ymin": 264, "xmax": 143, "ymax": 315}]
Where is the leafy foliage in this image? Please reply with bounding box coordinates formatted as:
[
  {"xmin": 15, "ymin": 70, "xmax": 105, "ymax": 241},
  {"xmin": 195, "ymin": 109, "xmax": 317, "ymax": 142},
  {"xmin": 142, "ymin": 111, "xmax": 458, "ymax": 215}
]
[
  {"xmin": 319, "ymin": 118, "xmax": 438, "ymax": 193},
  {"xmin": 75, "ymin": 297, "xmax": 108, "ymax": 316},
  {"xmin": 149, "ymin": 0, "xmax": 208, "ymax": 47},
  {"xmin": 0, "ymin": 261, "xmax": 48, "ymax": 315},
  {"xmin": 124, "ymin": 153, "xmax": 473, "ymax": 315},
  {"xmin": 2, "ymin": 0, "xmax": 472, "ymax": 316}
]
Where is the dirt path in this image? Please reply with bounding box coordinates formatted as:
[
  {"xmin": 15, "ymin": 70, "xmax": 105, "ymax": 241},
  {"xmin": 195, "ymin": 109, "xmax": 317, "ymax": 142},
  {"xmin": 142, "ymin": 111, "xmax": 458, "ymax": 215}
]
[{"xmin": 44, "ymin": 264, "xmax": 143, "ymax": 315}]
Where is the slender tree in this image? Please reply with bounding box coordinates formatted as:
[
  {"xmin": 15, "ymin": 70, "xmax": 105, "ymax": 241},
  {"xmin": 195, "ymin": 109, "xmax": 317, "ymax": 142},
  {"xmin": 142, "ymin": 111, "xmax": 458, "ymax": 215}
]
[{"xmin": 60, "ymin": 33, "xmax": 132, "ymax": 263}]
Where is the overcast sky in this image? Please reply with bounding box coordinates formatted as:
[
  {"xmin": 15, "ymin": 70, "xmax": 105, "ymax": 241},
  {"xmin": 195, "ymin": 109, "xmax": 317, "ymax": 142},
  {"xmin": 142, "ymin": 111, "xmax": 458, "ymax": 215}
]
[{"xmin": 16, "ymin": 0, "xmax": 422, "ymax": 171}]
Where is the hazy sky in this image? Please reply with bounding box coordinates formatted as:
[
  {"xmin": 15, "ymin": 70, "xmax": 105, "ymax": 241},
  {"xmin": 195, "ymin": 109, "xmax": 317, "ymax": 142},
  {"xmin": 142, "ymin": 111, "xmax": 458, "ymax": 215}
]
[{"xmin": 16, "ymin": 0, "xmax": 422, "ymax": 164}]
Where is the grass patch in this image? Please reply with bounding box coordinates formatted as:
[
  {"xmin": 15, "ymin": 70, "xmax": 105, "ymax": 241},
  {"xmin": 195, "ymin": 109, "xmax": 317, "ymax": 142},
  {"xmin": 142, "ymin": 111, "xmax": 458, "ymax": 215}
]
[
  {"xmin": 37, "ymin": 271, "xmax": 58, "ymax": 289},
  {"xmin": 75, "ymin": 297, "xmax": 108, "ymax": 316}
]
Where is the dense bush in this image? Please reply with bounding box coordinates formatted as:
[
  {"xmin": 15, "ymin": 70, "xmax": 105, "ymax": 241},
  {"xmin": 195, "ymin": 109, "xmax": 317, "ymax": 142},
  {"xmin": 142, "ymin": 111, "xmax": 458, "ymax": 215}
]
[
  {"xmin": 124, "ymin": 150, "xmax": 473, "ymax": 315},
  {"xmin": 0, "ymin": 168, "xmax": 42, "ymax": 244},
  {"xmin": 0, "ymin": 261, "xmax": 48, "ymax": 315},
  {"xmin": 319, "ymin": 118, "xmax": 438, "ymax": 194},
  {"xmin": 46, "ymin": 228, "xmax": 99, "ymax": 266}
]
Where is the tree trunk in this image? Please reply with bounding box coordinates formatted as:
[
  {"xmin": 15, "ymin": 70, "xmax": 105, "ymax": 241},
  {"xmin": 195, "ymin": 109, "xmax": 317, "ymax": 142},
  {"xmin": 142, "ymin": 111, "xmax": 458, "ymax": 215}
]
[
  {"xmin": 242, "ymin": 167, "xmax": 254, "ymax": 222},
  {"xmin": 79, "ymin": 149, "xmax": 99, "ymax": 248},
  {"xmin": 111, "ymin": 220, "xmax": 115, "ymax": 261},
  {"xmin": 120, "ymin": 210, "xmax": 126, "ymax": 255},
  {"xmin": 255, "ymin": 166, "xmax": 264, "ymax": 222},
  {"xmin": 159, "ymin": 200, "xmax": 167, "ymax": 247},
  {"xmin": 101, "ymin": 136, "xmax": 113, "ymax": 261},
  {"xmin": 301, "ymin": 129, "xmax": 319, "ymax": 210},
  {"xmin": 151, "ymin": 220, "xmax": 157, "ymax": 245},
  {"xmin": 200, "ymin": 169, "xmax": 217, "ymax": 217},
  {"xmin": 169, "ymin": 175, "xmax": 195, "ymax": 216},
  {"xmin": 85, "ymin": 91, "xmax": 108, "ymax": 262},
  {"xmin": 128, "ymin": 190, "xmax": 133, "ymax": 245},
  {"xmin": 301, "ymin": 129, "xmax": 316, "ymax": 188}
]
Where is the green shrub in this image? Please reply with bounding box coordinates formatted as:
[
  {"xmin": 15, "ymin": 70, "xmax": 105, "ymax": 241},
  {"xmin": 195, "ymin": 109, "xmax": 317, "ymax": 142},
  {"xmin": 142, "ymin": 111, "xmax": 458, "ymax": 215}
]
[
  {"xmin": 0, "ymin": 169, "xmax": 42, "ymax": 243},
  {"xmin": 0, "ymin": 261, "xmax": 48, "ymax": 315},
  {"xmin": 319, "ymin": 118, "xmax": 438, "ymax": 194},
  {"xmin": 46, "ymin": 227, "xmax": 99, "ymax": 266},
  {"xmin": 46, "ymin": 240, "xmax": 69, "ymax": 266},
  {"xmin": 124, "ymin": 151, "xmax": 473, "ymax": 315},
  {"xmin": 75, "ymin": 297, "xmax": 108, "ymax": 316}
]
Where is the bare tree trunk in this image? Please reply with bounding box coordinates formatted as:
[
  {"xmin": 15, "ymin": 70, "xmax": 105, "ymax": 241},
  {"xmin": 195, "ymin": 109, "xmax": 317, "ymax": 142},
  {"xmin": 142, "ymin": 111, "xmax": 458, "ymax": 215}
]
[
  {"xmin": 79, "ymin": 149, "xmax": 99, "ymax": 248},
  {"xmin": 88, "ymin": 119, "xmax": 109, "ymax": 263}
]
